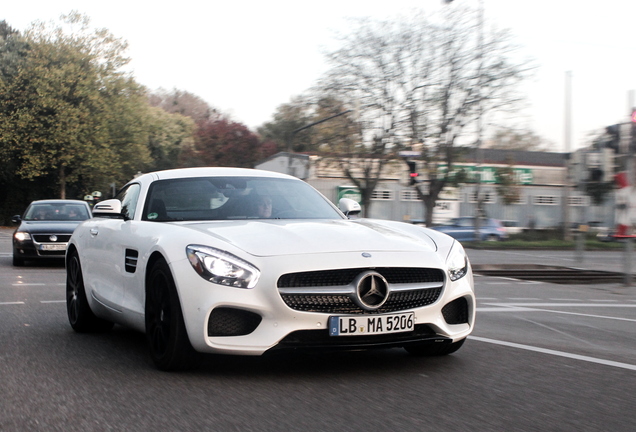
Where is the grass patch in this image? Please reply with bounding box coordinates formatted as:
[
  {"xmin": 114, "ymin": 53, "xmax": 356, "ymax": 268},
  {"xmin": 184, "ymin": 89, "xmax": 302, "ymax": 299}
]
[{"xmin": 464, "ymin": 229, "xmax": 626, "ymax": 250}]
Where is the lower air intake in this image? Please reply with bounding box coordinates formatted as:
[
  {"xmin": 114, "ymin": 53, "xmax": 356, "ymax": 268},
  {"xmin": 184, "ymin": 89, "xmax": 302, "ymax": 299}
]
[
  {"xmin": 442, "ymin": 297, "xmax": 469, "ymax": 325},
  {"xmin": 207, "ymin": 307, "xmax": 262, "ymax": 337}
]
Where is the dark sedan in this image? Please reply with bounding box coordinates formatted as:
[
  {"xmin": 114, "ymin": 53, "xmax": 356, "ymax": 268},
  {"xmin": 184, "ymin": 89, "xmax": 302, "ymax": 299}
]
[{"xmin": 12, "ymin": 199, "xmax": 92, "ymax": 266}]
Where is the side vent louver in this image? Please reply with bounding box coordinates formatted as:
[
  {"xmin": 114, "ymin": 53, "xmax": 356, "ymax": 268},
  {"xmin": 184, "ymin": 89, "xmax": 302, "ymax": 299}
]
[{"xmin": 125, "ymin": 249, "xmax": 139, "ymax": 273}]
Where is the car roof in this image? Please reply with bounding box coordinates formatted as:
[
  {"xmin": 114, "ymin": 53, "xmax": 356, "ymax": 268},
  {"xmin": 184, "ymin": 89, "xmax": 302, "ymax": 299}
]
[
  {"xmin": 29, "ymin": 199, "xmax": 89, "ymax": 205},
  {"xmin": 138, "ymin": 167, "xmax": 297, "ymax": 182}
]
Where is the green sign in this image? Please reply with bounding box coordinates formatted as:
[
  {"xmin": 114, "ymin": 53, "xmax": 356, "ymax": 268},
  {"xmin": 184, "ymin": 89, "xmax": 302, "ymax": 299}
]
[
  {"xmin": 438, "ymin": 164, "xmax": 533, "ymax": 185},
  {"xmin": 337, "ymin": 186, "xmax": 362, "ymax": 204}
]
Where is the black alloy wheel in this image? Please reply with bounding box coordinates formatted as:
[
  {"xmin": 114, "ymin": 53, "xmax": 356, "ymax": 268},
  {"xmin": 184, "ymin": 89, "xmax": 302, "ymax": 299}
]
[
  {"xmin": 145, "ymin": 259, "xmax": 200, "ymax": 371},
  {"xmin": 66, "ymin": 251, "xmax": 114, "ymax": 332}
]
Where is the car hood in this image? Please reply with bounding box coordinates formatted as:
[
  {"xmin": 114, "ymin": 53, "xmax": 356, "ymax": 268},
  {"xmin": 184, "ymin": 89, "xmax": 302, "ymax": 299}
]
[
  {"xmin": 179, "ymin": 219, "xmax": 438, "ymax": 257},
  {"xmin": 17, "ymin": 221, "xmax": 85, "ymax": 234}
]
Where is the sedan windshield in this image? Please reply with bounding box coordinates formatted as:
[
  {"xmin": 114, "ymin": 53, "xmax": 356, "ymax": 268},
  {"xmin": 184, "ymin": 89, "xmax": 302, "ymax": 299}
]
[
  {"xmin": 141, "ymin": 176, "xmax": 344, "ymax": 221},
  {"xmin": 24, "ymin": 203, "xmax": 91, "ymax": 221}
]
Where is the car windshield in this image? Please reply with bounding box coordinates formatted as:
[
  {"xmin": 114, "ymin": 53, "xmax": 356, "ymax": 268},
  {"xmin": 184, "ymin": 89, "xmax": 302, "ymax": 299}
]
[
  {"xmin": 141, "ymin": 176, "xmax": 344, "ymax": 221},
  {"xmin": 24, "ymin": 203, "xmax": 90, "ymax": 221}
]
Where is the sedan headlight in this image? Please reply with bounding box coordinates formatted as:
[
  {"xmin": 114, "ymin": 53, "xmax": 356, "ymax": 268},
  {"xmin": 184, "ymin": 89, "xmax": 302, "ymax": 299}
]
[
  {"xmin": 447, "ymin": 241, "xmax": 468, "ymax": 281},
  {"xmin": 14, "ymin": 232, "xmax": 31, "ymax": 242},
  {"xmin": 186, "ymin": 245, "xmax": 260, "ymax": 289}
]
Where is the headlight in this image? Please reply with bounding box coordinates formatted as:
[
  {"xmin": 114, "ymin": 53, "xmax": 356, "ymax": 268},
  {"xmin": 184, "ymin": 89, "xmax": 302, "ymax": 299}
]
[
  {"xmin": 186, "ymin": 245, "xmax": 260, "ymax": 289},
  {"xmin": 14, "ymin": 232, "xmax": 31, "ymax": 242},
  {"xmin": 447, "ymin": 241, "xmax": 468, "ymax": 281}
]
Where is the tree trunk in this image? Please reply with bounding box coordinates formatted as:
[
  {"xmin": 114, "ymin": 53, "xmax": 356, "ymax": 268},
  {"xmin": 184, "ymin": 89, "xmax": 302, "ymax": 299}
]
[{"xmin": 59, "ymin": 165, "xmax": 66, "ymax": 199}]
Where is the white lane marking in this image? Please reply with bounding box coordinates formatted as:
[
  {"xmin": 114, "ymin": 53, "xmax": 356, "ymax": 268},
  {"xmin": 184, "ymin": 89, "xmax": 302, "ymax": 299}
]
[
  {"xmin": 477, "ymin": 307, "xmax": 530, "ymax": 312},
  {"xmin": 477, "ymin": 304, "xmax": 636, "ymax": 322},
  {"xmin": 549, "ymin": 299, "xmax": 583, "ymax": 301},
  {"xmin": 0, "ymin": 301, "xmax": 25, "ymax": 305},
  {"xmin": 12, "ymin": 283, "xmax": 45, "ymax": 286},
  {"xmin": 470, "ymin": 336, "xmax": 636, "ymax": 372},
  {"xmin": 484, "ymin": 277, "xmax": 544, "ymax": 285},
  {"xmin": 507, "ymin": 298, "xmax": 540, "ymax": 300},
  {"xmin": 40, "ymin": 300, "xmax": 65, "ymax": 304},
  {"xmin": 484, "ymin": 303, "xmax": 636, "ymax": 308}
]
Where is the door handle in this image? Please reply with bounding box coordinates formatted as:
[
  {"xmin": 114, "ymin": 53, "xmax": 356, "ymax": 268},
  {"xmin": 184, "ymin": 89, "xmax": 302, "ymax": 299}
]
[{"xmin": 90, "ymin": 228, "xmax": 98, "ymax": 236}]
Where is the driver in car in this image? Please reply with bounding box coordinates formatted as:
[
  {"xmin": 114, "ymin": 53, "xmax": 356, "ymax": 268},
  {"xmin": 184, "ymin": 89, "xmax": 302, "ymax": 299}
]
[{"xmin": 255, "ymin": 195, "xmax": 272, "ymax": 218}]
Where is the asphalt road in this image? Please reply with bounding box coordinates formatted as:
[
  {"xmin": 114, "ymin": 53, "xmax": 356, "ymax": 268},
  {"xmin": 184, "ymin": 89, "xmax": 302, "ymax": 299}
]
[{"xmin": 1, "ymin": 228, "xmax": 635, "ymax": 431}]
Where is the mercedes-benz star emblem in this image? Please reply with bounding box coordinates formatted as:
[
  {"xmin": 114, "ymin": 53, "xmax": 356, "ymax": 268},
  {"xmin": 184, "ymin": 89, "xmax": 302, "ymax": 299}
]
[{"xmin": 353, "ymin": 271, "xmax": 389, "ymax": 311}]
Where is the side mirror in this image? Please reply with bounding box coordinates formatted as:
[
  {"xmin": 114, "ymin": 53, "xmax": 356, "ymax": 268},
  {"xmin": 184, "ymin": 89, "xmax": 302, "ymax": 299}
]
[
  {"xmin": 92, "ymin": 199, "xmax": 125, "ymax": 219},
  {"xmin": 339, "ymin": 198, "xmax": 362, "ymax": 219},
  {"xmin": 11, "ymin": 215, "xmax": 21, "ymax": 224}
]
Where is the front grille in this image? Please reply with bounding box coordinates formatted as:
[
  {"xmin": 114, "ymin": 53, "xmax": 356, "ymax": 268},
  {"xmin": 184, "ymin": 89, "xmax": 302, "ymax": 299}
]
[
  {"xmin": 32, "ymin": 234, "xmax": 72, "ymax": 243},
  {"xmin": 278, "ymin": 267, "xmax": 445, "ymax": 314},
  {"xmin": 282, "ymin": 288, "xmax": 442, "ymax": 314},
  {"xmin": 278, "ymin": 267, "xmax": 444, "ymax": 287},
  {"xmin": 207, "ymin": 307, "xmax": 262, "ymax": 337},
  {"xmin": 442, "ymin": 297, "xmax": 469, "ymax": 324}
]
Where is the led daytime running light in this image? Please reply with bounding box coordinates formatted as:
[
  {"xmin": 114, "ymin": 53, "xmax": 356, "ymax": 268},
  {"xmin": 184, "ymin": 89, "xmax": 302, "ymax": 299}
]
[{"xmin": 187, "ymin": 245, "xmax": 260, "ymax": 289}]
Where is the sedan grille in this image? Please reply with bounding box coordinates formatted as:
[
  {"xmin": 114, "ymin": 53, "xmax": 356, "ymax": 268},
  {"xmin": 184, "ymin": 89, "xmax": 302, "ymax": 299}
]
[
  {"xmin": 278, "ymin": 267, "xmax": 445, "ymax": 314},
  {"xmin": 32, "ymin": 234, "xmax": 72, "ymax": 243}
]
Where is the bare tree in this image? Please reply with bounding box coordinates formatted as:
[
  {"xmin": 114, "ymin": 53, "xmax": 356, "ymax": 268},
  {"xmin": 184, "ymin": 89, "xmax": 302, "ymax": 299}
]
[
  {"xmin": 148, "ymin": 88, "xmax": 217, "ymax": 124},
  {"xmin": 486, "ymin": 126, "xmax": 552, "ymax": 151},
  {"xmin": 316, "ymin": 6, "xmax": 532, "ymax": 223}
]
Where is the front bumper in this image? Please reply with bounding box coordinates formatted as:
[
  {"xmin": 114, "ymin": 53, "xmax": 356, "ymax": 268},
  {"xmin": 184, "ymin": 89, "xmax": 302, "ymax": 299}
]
[{"xmin": 172, "ymin": 251, "xmax": 476, "ymax": 356}]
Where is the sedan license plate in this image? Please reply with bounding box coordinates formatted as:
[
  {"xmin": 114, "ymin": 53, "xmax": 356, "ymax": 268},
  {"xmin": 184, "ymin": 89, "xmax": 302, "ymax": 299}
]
[
  {"xmin": 41, "ymin": 243, "xmax": 67, "ymax": 251},
  {"xmin": 328, "ymin": 312, "xmax": 414, "ymax": 336}
]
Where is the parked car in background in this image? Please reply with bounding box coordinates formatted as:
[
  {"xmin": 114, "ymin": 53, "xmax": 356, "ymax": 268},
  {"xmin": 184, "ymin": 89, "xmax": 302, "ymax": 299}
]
[
  {"xmin": 66, "ymin": 167, "xmax": 475, "ymax": 371},
  {"xmin": 431, "ymin": 217, "xmax": 508, "ymax": 242},
  {"xmin": 12, "ymin": 199, "xmax": 92, "ymax": 266},
  {"xmin": 501, "ymin": 220, "xmax": 524, "ymax": 235}
]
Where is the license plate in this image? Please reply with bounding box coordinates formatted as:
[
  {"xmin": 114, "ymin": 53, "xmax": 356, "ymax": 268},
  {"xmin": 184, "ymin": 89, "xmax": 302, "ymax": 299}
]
[
  {"xmin": 41, "ymin": 243, "xmax": 67, "ymax": 251},
  {"xmin": 328, "ymin": 312, "xmax": 414, "ymax": 336}
]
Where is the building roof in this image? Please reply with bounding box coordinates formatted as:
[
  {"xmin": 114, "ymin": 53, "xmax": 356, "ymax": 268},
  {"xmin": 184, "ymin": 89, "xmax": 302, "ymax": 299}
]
[{"xmin": 462, "ymin": 148, "xmax": 567, "ymax": 167}]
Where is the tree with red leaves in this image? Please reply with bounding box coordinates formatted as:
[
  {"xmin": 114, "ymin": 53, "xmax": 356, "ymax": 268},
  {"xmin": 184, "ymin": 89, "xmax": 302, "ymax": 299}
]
[{"xmin": 180, "ymin": 117, "xmax": 276, "ymax": 168}]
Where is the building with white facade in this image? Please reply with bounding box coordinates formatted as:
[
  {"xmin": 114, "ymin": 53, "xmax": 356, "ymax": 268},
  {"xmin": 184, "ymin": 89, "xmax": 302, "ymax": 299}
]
[{"xmin": 256, "ymin": 148, "xmax": 618, "ymax": 229}]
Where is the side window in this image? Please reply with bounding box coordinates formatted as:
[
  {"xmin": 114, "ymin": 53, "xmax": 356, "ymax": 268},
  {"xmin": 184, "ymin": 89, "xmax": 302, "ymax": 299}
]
[{"xmin": 116, "ymin": 183, "xmax": 141, "ymax": 220}]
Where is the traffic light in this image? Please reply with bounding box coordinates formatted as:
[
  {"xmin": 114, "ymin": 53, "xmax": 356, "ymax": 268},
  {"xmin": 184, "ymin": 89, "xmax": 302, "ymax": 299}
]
[
  {"xmin": 589, "ymin": 168, "xmax": 603, "ymax": 182},
  {"xmin": 407, "ymin": 160, "xmax": 419, "ymax": 185},
  {"xmin": 605, "ymin": 124, "xmax": 620, "ymax": 152}
]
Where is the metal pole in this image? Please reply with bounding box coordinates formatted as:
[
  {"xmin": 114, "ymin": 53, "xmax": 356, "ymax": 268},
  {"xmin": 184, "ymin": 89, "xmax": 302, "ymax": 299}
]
[
  {"xmin": 563, "ymin": 71, "xmax": 573, "ymax": 241},
  {"xmin": 473, "ymin": 0, "xmax": 484, "ymax": 240},
  {"xmin": 623, "ymin": 238, "xmax": 633, "ymax": 287}
]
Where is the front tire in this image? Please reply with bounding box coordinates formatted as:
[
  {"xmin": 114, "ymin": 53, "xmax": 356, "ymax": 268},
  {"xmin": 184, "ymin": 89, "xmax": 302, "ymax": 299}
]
[
  {"xmin": 145, "ymin": 259, "xmax": 200, "ymax": 371},
  {"xmin": 66, "ymin": 251, "xmax": 114, "ymax": 332},
  {"xmin": 12, "ymin": 255, "xmax": 24, "ymax": 266},
  {"xmin": 405, "ymin": 338, "xmax": 466, "ymax": 356}
]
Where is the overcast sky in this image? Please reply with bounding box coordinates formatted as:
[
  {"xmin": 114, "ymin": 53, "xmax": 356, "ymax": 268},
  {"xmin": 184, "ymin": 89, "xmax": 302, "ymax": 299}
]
[{"xmin": 4, "ymin": 0, "xmax": 636, "ymax": 152}]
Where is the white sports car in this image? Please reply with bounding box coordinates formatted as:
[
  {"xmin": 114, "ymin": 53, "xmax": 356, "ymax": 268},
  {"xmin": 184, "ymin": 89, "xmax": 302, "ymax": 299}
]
[{"xmin": 66, "ymin": 167, "xmax": 475, "ymax": 370}]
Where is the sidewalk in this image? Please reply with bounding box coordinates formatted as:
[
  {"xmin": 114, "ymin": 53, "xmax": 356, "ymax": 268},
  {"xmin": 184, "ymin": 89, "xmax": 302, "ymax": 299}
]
[{"xmin": 466, "ymin": 247, "xmax": 633, "ymax": 276}]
